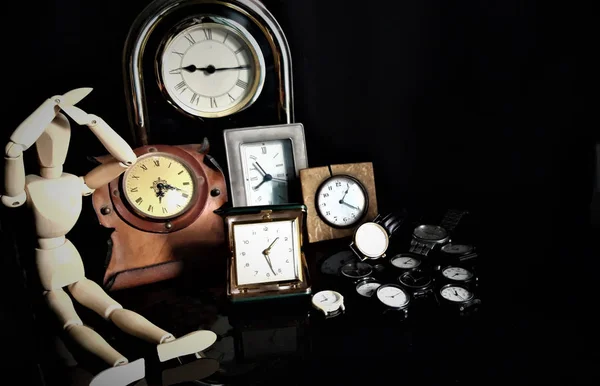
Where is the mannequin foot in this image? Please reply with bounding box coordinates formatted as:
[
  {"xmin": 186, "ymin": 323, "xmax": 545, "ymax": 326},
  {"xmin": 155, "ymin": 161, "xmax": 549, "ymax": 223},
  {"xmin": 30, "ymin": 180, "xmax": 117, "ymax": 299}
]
[
  {"xmin": 90, "ymin": 358, "xmax": 145, "ymax": 386},
  {"xmin": 162, "ymin": 358, "xmax": 219, "ymax": 386},
  {"xmin": 157, "ymin": 330, "xmax": 217, "ymax": 362}
]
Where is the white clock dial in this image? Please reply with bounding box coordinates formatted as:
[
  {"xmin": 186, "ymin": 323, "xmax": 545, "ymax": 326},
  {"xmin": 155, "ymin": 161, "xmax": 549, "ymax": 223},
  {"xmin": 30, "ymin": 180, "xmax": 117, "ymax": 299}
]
[
  {"xmin": 354, "ymin": 222, "xmax": 389, "ymax": 258},
  {"xmin": 390, "ymin": 254, "xmax": 421, "ymax": 269},
  {"xmin": 376, "ymin": 285, "xmax": 409, "ymax": 308},
  {"xmin": 316, "ymin": 175, "xmax": 367, "ymax": 228},
  {"xmin": 442, "ymin": 266, "xmax": 473, "ymax": 281},
  {"xmin": 160, "ymin": 21, "xmax": 265, "ymax": 118},
  {"xmin": 240, "ymin": 139, "xmax": 296, "ymax": 206},
  {"xmin": 233, "ymin": 220, "xmax": 299, "ymax": 286},
  {"xmin": 312, "ymin": 290, "xmax": 342, "ymax": 307},
  {"xmin": 440, "ymin": 286, "xmax": 474, "ymax": 302}
]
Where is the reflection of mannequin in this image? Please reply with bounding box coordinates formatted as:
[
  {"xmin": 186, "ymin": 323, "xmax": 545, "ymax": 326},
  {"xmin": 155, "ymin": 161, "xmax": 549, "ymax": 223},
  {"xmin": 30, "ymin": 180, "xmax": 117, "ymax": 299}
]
[{"xmin": 1, "ymin": 88, "xmax": 216, "ymax": 385}]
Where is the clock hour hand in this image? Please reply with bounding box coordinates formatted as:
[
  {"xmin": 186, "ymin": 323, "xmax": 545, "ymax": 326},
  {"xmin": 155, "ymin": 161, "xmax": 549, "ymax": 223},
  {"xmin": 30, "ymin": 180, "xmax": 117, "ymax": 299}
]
[{"xmin": 176, "ymin": 64, "xmax": 251, "ymax": 74}]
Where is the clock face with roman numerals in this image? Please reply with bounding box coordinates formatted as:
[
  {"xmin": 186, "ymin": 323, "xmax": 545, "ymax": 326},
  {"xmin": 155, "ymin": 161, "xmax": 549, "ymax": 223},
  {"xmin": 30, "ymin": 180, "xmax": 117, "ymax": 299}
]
[
  {"xmin": 122, "ymin": 153, "xmax": 196, "ymax": 219},
  {"xmin": 158, "ymin": 19, "xmax": 266, "ymax": 118}
]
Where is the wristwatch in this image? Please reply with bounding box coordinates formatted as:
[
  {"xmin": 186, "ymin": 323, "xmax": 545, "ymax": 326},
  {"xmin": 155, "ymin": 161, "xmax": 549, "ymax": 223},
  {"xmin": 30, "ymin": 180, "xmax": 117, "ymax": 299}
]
[
  {"xmin": 311, "ymin": 290, "xmax": 345, "ymax": 317},
  {"xmin": 349, "ymin": 211, "xmax": 406, "ymax": 261},
  {"xmin": 436, "ymin": 284, "xmax": 481, "ymax": 317},
  {"xmin": 409, "ymin": 225, "xmax": 449, "ymax": 256},
  {"xmin": 398, "ymin": 269, "xmax": 435, "ymax": 299}
]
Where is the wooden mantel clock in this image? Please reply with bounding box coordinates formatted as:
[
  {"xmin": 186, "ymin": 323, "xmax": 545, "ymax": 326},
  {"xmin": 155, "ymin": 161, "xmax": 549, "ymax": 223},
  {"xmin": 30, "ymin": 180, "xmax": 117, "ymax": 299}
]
[
  {"xmin": 92, "ymin": 141, "xmax": 228, "ymax": 291},
  {"xmin": 122, "ymin": 0, "xmax": 295, "ymax": 151}
]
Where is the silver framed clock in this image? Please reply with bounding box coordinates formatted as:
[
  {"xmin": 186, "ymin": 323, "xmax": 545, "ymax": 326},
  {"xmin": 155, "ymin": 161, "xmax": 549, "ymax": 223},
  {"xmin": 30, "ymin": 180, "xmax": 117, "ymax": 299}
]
[{"xmin": 223, "ymin": 123, "xmax": 308, "ymax": 207}]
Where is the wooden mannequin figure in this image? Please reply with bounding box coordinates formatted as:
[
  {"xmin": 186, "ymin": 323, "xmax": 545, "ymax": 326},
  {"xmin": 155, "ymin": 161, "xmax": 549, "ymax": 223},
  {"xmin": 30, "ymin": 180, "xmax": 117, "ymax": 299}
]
[{"xmin": 1, "ymin": 88, "xmax": 217, "ymax": 386}]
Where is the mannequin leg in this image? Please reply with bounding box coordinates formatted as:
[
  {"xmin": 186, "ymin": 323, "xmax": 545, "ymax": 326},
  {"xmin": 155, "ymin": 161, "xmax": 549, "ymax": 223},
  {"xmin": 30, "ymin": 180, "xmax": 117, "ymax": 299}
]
[
  {"xmin": 68, "ymin": 278, "xmax": 218, "ymax": 362},
  {"xmin": 68, "ymin": 278, "xmax": 173, "ymax": 344},
  {"xmin": 45, "ymin": 288, "xmax": 127, "ymax": 366}
]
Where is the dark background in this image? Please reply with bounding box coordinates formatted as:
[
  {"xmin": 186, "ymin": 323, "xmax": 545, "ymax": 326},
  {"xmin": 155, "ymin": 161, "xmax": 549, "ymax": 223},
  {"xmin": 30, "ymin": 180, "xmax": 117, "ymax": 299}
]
[{"xmin": 1, "ymin": 0, "xmax": 598, "ymax": 384}]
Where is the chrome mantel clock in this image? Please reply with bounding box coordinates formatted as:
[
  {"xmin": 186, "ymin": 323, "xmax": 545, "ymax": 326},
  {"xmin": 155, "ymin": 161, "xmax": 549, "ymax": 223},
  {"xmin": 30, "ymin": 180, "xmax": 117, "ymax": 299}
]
[{"xmin": 123, "ymin": 0, "xmax": 294, "ymax": 148}]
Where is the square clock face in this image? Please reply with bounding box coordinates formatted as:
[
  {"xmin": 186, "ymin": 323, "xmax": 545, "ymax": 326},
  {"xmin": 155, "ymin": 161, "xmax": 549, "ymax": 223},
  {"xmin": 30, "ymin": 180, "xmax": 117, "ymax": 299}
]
[
  {"xmin": 233, "ymin": 219, "xmax": 301, "ymax": 286},
  {"xmin": 224, "ymin": 124, "xmax": 308, "ymax": 207}
]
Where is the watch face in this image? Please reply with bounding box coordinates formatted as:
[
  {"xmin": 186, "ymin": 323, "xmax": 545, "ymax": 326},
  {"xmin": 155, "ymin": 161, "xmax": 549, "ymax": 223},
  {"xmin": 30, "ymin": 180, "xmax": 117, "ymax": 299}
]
[
  {"xmin": 390, "ymin": 254, "xmax": 421, "ymax": 270},
  {"xmin": 440, "ymin": 285, "xmax": 474, "ymax": 302},
  {"xmin": 122, "ymin": 153, "xmax": 195, "ymax": 219},
  {"xmin": 376, "ymin": 284, "xmax": 409, "ymax": 308},
  {"xmin": 233, "ymin": 220, "xmax": 299, "ymax": 286},
  {"xmin": 356, "ymin": 279, "xmax": 381, "ymax": 298},
  {"xmin": 315, "ymin": 175, "xmax": 368, "ymax": 228},
  {"xmin": 413, "ymin": 225, "xmax": 448, "ymax": 241},
  {"xmin": 340, "ymin": 262, "xmax": 373, "ymax": 280},
  {"xmin": 158, "ymin": 20, "xmax": 266, "ymax": 118},
  {"xmin": 441, "ymin": 266, "xmax": 473, "ymax": 281},
  {"xmin": 312, "ymin": 290, "xmax": 342, "ymax": 309},
  {"xmin": 398, "ymin": 270, "xmax": 432, "ymax": 289},
  {"xmin": 240, "ymin": 139, "xmax": 295, "ymax": 205},
  {"xmin": 441, "ymin": 244, "xmax": 474, "ymax": 255},
  {"xmin": 354, "ymin": 222, "xmax": 389, "ymax": 258}
]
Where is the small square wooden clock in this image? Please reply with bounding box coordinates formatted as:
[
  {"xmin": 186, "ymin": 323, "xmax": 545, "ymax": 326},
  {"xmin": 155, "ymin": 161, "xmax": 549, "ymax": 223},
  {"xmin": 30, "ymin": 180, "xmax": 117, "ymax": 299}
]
[{"xmin": 299, "ymin": 162, "xmax": 378, "ymax": 243}]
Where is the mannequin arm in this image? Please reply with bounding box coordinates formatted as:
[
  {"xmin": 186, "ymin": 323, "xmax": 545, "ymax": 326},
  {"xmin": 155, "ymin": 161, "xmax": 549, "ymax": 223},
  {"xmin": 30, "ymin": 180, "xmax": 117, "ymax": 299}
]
[
  {"xmin": 81, "ymin": 160, "xmax": 128, "ymax": 193},
  {"xmin": 1, "ymin": 142, "xmax": 27, "ymax": 207},
  {"xmin": 86, "ymin": 115, "xmax": 136, "ymax": 166}
]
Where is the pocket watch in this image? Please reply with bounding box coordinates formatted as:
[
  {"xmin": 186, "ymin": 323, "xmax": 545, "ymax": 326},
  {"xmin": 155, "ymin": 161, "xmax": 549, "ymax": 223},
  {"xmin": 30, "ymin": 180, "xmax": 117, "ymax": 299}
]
[
  {"xmin": 223, "ymin": 123, "xmax": 308, "ymax": 207},
  {"xmin": 221, "ymin": 204, "xmax": 311, "ymax": 302},
  {"xmin": 124, "ymin": 0, "xmax": 294, "ymax": 147},
  {"xmin": 315, "ymin": 175, "xmax": 368, "ymax": 228},
  {"xmin": 311, "ymin": 290, "xmax": 345, "ymax": 317},
  {"xmin": 319, "ymin": 250, "xmax": 357, "ymax": 276}
]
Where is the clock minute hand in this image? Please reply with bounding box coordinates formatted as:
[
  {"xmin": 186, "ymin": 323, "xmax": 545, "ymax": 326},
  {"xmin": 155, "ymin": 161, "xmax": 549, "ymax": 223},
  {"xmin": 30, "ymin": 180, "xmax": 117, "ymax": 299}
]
[
  {"xmin": 340, "ymin": 201, "xmax": 360, "ymax": 211},
  {"xmin": 211, "ymin": 65, "xmax": 251, "ymax": 72}
]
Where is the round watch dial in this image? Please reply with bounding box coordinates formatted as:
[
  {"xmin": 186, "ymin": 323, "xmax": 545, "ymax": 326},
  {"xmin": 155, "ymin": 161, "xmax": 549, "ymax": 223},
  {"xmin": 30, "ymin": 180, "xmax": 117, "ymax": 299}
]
[
  {"xmin": 158, "ymin": 20, "xmax": 265, "ymax": 118},
  {"xmin": 413, "ymin": 225, "xmax": 448, "ymax": 241},
  {"xmin": 354, "ymin": 222, "xmax": 389, "ymax": 258},
  {"xmin": 390, "ymin": 254, "xmax": 421, "ymax": 270},
  {"xmin": 320, "ymin": 250, "xmax": 356, "ymax": 275},
  {"xmin": 398, "ymin": 270, "xmax": 432, "ymax": 289},
  {"xmin": 340, "ymin": 262, "xmax": 373, "ymax": 280},
  {"xmin": 376, "ymin": 284, "xmax": 410, "ymax": 308},
  {"xmin": 440, "ymin": 285, "xmax": 474, "ymax": 302},
  {"xmin": 441, "ymin": 243, "xmax": 474, "ymax": 255},
  {"xmin": 312, "ymin": 290, "xmax": 342, "ymax": 309},
  {"xmin": 123, "ymin": 153, "xmax": 195, "ymax": 219},
  {"xmin": 315, "ymin": 175, "xmax": 368, "ymax": 228},
  {"xmin": 356, "ymin": 279, "xmax": 381, "ymax": 298},
  {"xmin": 441, "ymin": 266, "xmax": 474, "ymax": 281}
]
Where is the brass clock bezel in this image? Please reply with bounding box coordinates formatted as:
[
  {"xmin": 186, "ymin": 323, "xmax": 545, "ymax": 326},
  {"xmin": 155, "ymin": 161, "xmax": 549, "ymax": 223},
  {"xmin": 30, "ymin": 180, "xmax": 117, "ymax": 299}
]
[
  {"xmin": 155, "ymin": 15, "xmax": 266, "ymax": 119},
  {"xmin": 223, "ymin": 205, "xmax": 311, "ymax": 302},
  {"xmin": 109, "ymin": 145, "xmax": 209, "ymax": 233}
]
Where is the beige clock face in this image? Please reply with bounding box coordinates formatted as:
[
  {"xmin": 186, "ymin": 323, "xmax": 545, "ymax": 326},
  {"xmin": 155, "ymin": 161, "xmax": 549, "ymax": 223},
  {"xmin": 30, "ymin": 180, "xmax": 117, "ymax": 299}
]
[
  {"xmin": 123, "ymin": 153, "xmax": 195, "ymax": 219},
  {"xmin": 159, "ymin": 21, "xmax": 265, "ymax": 118}
]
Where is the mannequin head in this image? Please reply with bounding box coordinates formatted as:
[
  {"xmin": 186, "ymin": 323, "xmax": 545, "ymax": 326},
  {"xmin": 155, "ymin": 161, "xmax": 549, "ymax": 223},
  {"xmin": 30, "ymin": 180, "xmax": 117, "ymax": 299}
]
[{"xmin": 36, "ymin": 112, "xmax": 71, "ymax": 179}]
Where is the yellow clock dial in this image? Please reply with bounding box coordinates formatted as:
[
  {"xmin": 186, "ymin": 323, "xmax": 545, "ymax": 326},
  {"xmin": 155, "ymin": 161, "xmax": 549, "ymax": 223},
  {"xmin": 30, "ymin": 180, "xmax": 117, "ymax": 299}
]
[{"xmin": 123, "ymin": 153, "xmax": 195, "ymax": 219}]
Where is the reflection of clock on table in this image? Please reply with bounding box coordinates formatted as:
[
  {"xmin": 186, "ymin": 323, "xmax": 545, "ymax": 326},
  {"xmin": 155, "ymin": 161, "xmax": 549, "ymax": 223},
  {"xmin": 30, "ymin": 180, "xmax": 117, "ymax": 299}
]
[
  {"xmin": 92, "ymin": 144, "xmax": 227, "ymax": 290},
  {"xmin": 123, "ymin": 0, "xmax": 295, "ymax": 148},
  {"xmin": 300, "ymin": 163, "xmax": 378, "ymax": 243}
]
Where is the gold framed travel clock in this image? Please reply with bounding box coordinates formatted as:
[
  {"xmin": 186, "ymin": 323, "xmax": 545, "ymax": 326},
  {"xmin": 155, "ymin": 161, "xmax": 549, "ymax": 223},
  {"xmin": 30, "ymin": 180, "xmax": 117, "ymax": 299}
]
[{"xmin": 221, "ymin": 204, "xmax": 311, "ymax": 302}]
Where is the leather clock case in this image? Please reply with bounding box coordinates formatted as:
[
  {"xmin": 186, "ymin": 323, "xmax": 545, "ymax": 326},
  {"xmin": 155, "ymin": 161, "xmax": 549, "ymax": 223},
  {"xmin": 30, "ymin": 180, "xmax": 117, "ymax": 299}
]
[{"xmin": 91, "ymin": 144, "xmax": 228, "ymax": 291}]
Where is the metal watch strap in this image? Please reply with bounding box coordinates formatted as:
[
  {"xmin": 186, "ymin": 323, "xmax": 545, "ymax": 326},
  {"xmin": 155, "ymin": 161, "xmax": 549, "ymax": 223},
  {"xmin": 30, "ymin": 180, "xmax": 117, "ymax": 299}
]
[
  {"xmin": 409, "ymin": 240, "xmax": 433, "ymax": 256},
  {"xmin": 439, "ymin": 209, "xmax": 469, "ymax": 233},
  {"xmin": 378, "ymin": 211, "xmax": 406, "ymax": 236}
]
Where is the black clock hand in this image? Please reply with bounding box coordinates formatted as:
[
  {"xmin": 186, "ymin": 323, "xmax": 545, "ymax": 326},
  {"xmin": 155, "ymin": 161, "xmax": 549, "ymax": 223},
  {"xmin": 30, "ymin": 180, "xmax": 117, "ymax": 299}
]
[
  {"xmin": 340, "ymin": 201, "xmax": 360, "ymax": 211},
  {"xmin": 175, "ymin": 64, "xmax": 250, "ymax": 74},
  {"xmin": 254, "ymin": 162, "xmax": 269, "ymax": 176},
  {"xmin": 340, "ymin": 183, "xmax": 350, "ymax": 203}
]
